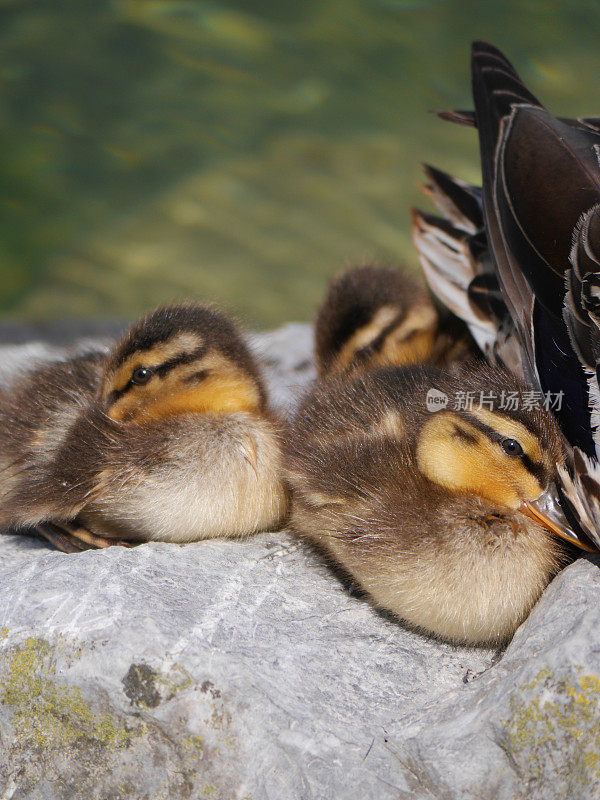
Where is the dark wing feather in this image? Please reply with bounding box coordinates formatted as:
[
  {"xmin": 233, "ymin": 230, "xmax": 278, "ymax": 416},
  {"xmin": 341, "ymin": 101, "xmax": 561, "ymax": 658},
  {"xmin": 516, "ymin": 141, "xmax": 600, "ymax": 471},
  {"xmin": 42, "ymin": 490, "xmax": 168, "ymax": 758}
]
[
  {"xmin": 558, "ymin": 449, "xmax": 600, "ymax": 551},
  {"xmin": 411, "ymin": 168, "xmax": 508, "ymax": 361},
  {"xmin": 436, "ymin": 109, "xmax": 476, "ymax": 127},
  {"xmin": 500, "ymin": 108, "xmax": 600, "ymax": 304},
  {"xmin": 437, "ymin": 109, "xmax": 600, "ymax": 135},
  {"xmin": 469, "ymin": 43, "xmax": 540, "ymax": 377},
  {"xmin": 470, "ymin": 41, "xmax": 600, "ymax": 456},
  {"xmin": 421, "ymin": 164, "xmax": 483, "ymax": 232},
  {"xmin": 422, "ymin": 42, "xmax": 600, "ymax": 543},
  {"xmin": 565, "ymin": 205, "xmax": 600, "ymax": 368}
]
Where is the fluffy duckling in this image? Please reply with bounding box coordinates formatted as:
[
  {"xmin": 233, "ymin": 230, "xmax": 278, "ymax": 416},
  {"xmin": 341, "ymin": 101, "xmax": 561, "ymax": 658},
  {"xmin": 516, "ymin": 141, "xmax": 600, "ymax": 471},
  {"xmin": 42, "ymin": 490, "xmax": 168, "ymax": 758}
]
[
  {"xmin": 285, "ymin": 361, "xmax": 582, "ymax": 646},
  {"xmin": 314, "ymin": 264, "xmax": 476, "ymax": 377},
  {"xmin": 286, "ymin": 265, "xmax": 591, "ymax": 645},
  {"xmin": 0, "ymin": 304, "xmax": 288, "ymax": 551}
]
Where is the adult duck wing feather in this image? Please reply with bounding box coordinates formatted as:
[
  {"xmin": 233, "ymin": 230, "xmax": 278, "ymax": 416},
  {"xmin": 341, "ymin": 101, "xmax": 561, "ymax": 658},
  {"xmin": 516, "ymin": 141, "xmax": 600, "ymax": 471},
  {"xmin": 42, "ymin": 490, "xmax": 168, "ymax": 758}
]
[
  {"xmin": 415, "ymin": 41, "xmax": 600, "ymax": 457},
  {"xmin": 412, "ymin": 166, "xmax": 521, "ymax": 374},
  {"xmin": 565, "ymin": 205, "xmax": 600, "ymax": 434},
  {"xmin": 471, "ymin": 41, "xmax": 600, "ymax": 456},
  {"xmin": 412, "ymin": 41, "xmax": 600, "ymax": 549}
]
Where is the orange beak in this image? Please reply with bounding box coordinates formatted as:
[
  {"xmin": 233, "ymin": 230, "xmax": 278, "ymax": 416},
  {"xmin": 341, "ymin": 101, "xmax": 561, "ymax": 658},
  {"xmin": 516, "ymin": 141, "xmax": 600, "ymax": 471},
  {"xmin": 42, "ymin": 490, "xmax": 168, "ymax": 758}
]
[{"xmin": 519, "ymin": 487, "xmax": 597, "ymax": 553}]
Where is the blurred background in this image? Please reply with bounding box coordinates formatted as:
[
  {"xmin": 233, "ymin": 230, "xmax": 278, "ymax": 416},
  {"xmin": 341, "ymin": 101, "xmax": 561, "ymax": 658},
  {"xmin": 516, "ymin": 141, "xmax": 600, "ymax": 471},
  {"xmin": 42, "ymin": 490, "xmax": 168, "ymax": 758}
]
[{"xmin": 1, "ymin": 0, "xmax": 600, "ymax": 331}]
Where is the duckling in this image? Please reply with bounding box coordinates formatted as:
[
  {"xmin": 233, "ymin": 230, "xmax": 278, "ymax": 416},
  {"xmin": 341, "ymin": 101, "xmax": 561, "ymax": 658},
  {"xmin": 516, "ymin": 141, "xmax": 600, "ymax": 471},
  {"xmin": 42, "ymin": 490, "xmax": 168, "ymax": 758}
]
[
  {"xmin": 286, "ymin": 258, "xmax": 593, "ymax": 644},
  {"xmin": 411, "ymin": 41, "xmax": 600, "ymax": 548},
  {"xmin": 285, "ymin": 361, "xmax": 585, "ymax": 646},
  {"xmin": 314, "ymin": 264, "xmax": 477, "ymax": 377},
  {"xmin": 0, "ymin": 303, "xmax": 288, "ymax": 552}
]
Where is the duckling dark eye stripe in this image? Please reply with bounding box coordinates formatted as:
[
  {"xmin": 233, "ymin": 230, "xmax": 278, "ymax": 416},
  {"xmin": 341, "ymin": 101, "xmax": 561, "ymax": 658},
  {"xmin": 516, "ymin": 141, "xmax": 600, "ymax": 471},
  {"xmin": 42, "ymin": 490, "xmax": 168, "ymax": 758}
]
[
  {"xmin": 462, "ymin": 413, "xmax": 548, "ymax": 483},
  {"xmin": 460, "ymin": 413, "xmax": 498, "ymax": 440},
  {"xmin": 106, "ymin": 386, "xmax": 127, "ymax": 405},
  {"xmin": 483, "ymin": 406, "xmax": 546, "ymax": 444},
  {"xmin": 108, "ymin": 346, "xmax": 208, "ymax": 402},
  {"xmin": 183, "ymin": 369, "xmax": 209, "ymax": 384},
  {"xmin": 355, "ymin": 312, "xmax": 405, "ymax": 358},
  {"xmin": 154, "ymin": 346, "xmax": 207, "ymax": 378},
  {"xmin": 521, "ymin": 455, "xmax": 548, "ymax": 485},
  {"xmin": 451, "ymin": 424, "xmax": 478, "ymax": 444}
]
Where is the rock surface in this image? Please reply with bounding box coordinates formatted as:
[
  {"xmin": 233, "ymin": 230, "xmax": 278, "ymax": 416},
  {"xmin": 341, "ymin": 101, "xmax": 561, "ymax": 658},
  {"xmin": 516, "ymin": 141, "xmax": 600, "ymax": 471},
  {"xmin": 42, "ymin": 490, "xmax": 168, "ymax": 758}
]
[{"xmin": 0, "ymin": 324, "xmax": 599, "ymax": 800}]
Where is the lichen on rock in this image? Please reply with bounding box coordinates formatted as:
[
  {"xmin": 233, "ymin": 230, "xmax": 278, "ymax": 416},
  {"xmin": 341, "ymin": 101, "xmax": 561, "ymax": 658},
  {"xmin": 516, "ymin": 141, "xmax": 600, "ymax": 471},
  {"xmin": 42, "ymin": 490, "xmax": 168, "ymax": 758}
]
[
  {"xmin": 504, "ymin": 667, "xmax": 600, "ymax": 795},
  {"xmin": 1, "ymin": 636, "xmax": 137, "ymax": 751},
  {"xmin": 0, "ymin": 632, "xmax": 239, "ymax": 799}
]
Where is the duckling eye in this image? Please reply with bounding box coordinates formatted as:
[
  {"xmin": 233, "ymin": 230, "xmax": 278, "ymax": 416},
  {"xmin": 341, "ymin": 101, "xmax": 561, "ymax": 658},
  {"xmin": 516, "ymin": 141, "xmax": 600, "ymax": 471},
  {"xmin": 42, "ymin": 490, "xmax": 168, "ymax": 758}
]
[
  {"xmin": 500, "ymin": 437, "xmax": 523, "ymax": 457},
  {"xmin": 130, "ymin": 366, "xmax": 153, "ymax": 386}
]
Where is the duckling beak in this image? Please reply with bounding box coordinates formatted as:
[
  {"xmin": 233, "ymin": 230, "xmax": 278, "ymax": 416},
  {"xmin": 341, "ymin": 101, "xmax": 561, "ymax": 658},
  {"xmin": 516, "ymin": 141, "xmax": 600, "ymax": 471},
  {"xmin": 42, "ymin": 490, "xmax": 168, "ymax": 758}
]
[{"xmin": 519, "ymin": 487, "xmax": 597, "ymax": 553}]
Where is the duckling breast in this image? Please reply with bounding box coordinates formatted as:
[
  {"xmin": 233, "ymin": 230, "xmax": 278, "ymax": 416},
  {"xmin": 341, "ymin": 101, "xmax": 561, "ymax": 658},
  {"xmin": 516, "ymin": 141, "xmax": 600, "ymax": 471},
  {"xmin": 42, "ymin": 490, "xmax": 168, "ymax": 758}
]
[
  {"xmin": 288, "ymin": 477, "xmax": 568, "ymax": 646},
  {"xmin": 81, "ymin": 412, "xmax": 288, "ymax": 543},
  {"xmin": 367, "ymin": 496, "xmax": 566, "ymax": 646}
]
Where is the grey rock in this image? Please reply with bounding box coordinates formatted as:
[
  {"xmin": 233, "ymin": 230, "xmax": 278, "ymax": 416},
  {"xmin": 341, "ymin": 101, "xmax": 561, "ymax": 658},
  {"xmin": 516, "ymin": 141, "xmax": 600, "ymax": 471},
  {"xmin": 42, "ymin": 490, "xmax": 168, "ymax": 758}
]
[{"xmin": 0, "ymin": 324, "xmax": 598, "ymax": 800}]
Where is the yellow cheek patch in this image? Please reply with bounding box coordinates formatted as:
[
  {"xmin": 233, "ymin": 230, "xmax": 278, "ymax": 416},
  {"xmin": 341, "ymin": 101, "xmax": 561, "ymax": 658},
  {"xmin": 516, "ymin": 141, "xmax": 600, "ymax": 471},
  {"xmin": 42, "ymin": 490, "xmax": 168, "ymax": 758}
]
[
  {"xmin": 377, "ymin": 325, "xmax": 437, "ymax": 368},
  {"xmin": 142, "ymin": 373, "xmax": 261, "ymax": 421},
  {"xmin": 108, "ymin": 371, "xmax": 261, "ymax": 423},
  {"xmin": 416, "ymin": 412, "xmax": 543, "ymax": 509},
  {"xmin": 107, "ymin": 348, "xmax": 262, "ymax": 423}
]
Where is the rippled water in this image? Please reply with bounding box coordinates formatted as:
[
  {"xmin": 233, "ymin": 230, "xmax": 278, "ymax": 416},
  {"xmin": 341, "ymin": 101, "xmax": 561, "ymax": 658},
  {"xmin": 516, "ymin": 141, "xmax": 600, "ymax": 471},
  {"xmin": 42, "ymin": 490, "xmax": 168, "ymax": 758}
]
[{"xmin": 1, "ymin": 0, "xmax": 600, "ymax": 328}]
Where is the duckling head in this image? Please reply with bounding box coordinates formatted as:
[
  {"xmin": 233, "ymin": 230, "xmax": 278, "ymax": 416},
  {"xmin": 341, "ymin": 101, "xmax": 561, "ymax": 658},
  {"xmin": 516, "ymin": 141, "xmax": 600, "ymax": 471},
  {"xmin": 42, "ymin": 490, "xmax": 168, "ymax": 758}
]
[
  {"xmin": 417, "ymin": 403, "xmax": 558, "ymax": 509},
  {"xmin": 100, "ymin": 304, "xmax": 267, "ymax": 424},
  {"xmin": 415, "ymin": 364, "xmax": 585, "ymax": 549},
  {"xmin": 315, "ymin": 264, "xmax": 439, "ymax": 376}
]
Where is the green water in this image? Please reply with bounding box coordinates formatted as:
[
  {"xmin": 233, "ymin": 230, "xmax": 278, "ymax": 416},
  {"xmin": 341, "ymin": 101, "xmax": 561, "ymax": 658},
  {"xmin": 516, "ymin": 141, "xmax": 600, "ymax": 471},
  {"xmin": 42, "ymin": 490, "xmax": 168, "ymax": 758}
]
[{"xmin": 2, "ymin": 0, "xmax": 600, "ymax": 329}]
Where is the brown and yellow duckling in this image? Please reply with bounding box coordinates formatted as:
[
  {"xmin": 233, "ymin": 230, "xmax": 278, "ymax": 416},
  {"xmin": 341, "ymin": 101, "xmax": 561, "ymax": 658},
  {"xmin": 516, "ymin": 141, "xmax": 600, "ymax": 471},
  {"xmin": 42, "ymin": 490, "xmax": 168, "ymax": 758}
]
[
  {"xmin": 0, "ymin": 303, "xmax": 287, "ymax": 552},
  {"xmin": 314, "ymin": 263, "xmax": 476, "ymax": 377},
  {"xmin": 284, "ymin": 266, "xmax": 588, "ymax": 646}
]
